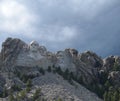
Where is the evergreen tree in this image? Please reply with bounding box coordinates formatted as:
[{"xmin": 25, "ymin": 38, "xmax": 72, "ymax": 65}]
[
  {"xmin": 107, "ymin": 91, "xmax": 112, "ymax": 101},
  {"xmin": 112, "ymin": 91, "xmax": 119, "ymax": 101},
  {"xmin": 26, "ymin": 79, "xmax": 32, "ymax": 87},
  {"xmin": 47, "ymin": 66, "xmax": 52, "ymax": 72},
  {"xmin": 104, "ymin": 92, "xmax": 108, "ymax": 101},
  {"xmin": 39, "ymin": 67, "xmax": 45, "ymax": 75},
  {"xmin": 2, "ymin": 87, "xmax": 8, "ymax": 98},
  {"xmin": 19, "ymin": 90, "xmax": 26, "ymax": 100},
  {"xmin": 57, "ymin": 97, "xmax": 62, "ymax": 101},
  {"xmin": 63, "ymin": 68, "xmax": 69, "ymax": 80},
  {"xmin": 69, "ymin": 72, "xmax": 74, "ymax": 79},
  {"xmin": 113, "ymin": 62, "xmax": 120, "ymax": 71},
  {"xmin": 104, "ymin": 81, "xmax": 111, "ymax": 90},
  {"xmin": 78, "ymin": 76, "xmax": 84, "ymax": 85},
  {"xmin": 9, "ymin": 94, "xmax": 15, "ymax": 101},
  {"xmin": 56, "ymin": 66, "xmax": 63, "ymax": 75},
  {"xmin": 99, "ymin": 71, "xmax": 108, "ymax": 85},
  {"xmin": 33, "ymin": 88, "xmax": 41, "ymax": 100}
]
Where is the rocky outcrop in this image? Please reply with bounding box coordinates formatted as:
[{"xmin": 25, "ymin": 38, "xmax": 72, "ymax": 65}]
[
  {"xmin": 0, "ymin": 38, "xmax": 26, "ymax": 71},
  {"xmin": 103, "ymin": 56, "xmax": 115, "ymax": 72},
  {"xmin": 76, "ymin": 51, "xmax": 103, "ymax": 86},
  {"xmin": 79, "ymin": 51, "xmax": 103, "ymax": 68},
  {"xmin": 0, "ymin": 38, "xmax": 105, "ymax": 88},
  {"xmin": 1, "ymin": 37, "xmax": 120, "ymax": 101},
  {"xmin": 108, "ymin": 71, "xmax": 120, "ymax": 86}
]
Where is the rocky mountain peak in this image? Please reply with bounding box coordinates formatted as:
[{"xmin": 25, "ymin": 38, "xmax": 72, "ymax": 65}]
[
  {"xmin": 0, "ymin": 37, "xmax": 120, "ymax": 101},
  {"xmin": 0, "ymin": 38, "xmax": 26, "ymax": 71}
]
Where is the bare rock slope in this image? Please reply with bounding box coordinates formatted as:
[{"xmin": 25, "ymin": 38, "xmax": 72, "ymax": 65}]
[{"xmin": 32, "ymin": 72, "xmax": 102, "ymax": 101}]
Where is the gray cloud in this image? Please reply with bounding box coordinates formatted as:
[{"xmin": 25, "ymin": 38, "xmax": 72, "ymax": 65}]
[{"xmin": 0, "ymin": 0, "xmax": 120, "ymax": 57}]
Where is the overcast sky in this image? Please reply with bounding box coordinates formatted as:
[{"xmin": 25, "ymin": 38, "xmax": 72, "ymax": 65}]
[{"xmin": 0, "ymin": 0, "xmax": 120, "ymax": 57}]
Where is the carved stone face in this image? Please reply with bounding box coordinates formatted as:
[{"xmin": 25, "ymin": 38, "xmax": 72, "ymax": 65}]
[
  {"xmin": 29, "ymin": 41, "xmax": 39, "ymax": 52},
  {"xmin": 69, "ymin": 49, "xmax": 78, "ymax": 57},
  {"xmin": 56, "ymin": 51, "xmax": 66, "ymax": 67},
  {"xmin": 56, "ymin": 51, "xmax": 64, "ymax": 59},
  {"xmin": 39, "ymin": 46, "xmax": 47, "ymax": 54}
]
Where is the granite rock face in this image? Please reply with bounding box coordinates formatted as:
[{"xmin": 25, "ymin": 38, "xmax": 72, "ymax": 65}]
[
  {"xmin": 103, "ymin": 56, "xmax": 115, "ymax": 72},
  {"xmin": 108, "ymin": 71, "xmax": 120, "ymax": 86},
  {"xmin": 0, "ymin": 37, "xmax": 120, "ymax": 101},
  {"xmin": 0, "ymin": 38, "xmax": 26, "ymax": 71},
  {"xmin": 0, "ymin": 38, "xmax": 105, "ymax": 86},
  {"xmin": 0, "ymin": 74, "xmax": 5, "ymax": 94}
]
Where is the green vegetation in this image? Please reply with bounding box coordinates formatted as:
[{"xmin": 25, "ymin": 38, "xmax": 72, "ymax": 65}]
[
  {"xmin": 11, "ymin": 84, "xmax": 22, "ymax": 91},
  {"xmin": 39, "ymin": 67, "xmax": 45, "ymax": 75},
  {"xmin": 3, "ymin": 62, "xmax": 120, "ymax": 100},
  {"xmin": 102, "ymin": 62, "xmax": 120, "ymax": 100},
  {"xmin": 19, "ymin": 90, "xmax": 27, "ymax": 99},
  {"xmin": 26, "ymin": 79, "xmax": 32, "ymax": 92},
  {"xmin": 57, "ymin": 97, "xmax": 63, "ymax": 101},
  {"xmin": 47, "ymin": 66, "xmax": 52, "ymax": 72},
  {"xmin": 32, "ymin": 88, "xmax": 41, "ymax": 101},
  {"xmin": 14, "ymin": 70, "xmax": 32, "ymax": 83},
  {"xmin": 0, "ymin": 87, "xmax": 8, "ymax": 98},
  {"xmin": 26, "ymin": 79, "xmax": 32, "ymax": 87},
  {"xmin": 113, "ymin": 62, "xmax": 120, "ymax": 71},
  {"xmin": 104, "ymin": 87, "xmax": 120, "ymax": 101},
  {"xmin": 9, "ymin": 94, "xmax": 15, "ymax": 101},
  {"xmin": 46, "ymin": 65, "xmax": 120, "ymax": 99}
]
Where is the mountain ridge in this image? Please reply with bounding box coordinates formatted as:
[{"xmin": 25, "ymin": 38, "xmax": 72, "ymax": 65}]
[{"xmin": 0, "ymin": 37, "xmax": 120, "ymax": 101}]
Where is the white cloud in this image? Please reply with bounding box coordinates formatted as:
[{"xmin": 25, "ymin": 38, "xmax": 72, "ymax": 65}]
[
  {"xmin": 33, "ymin": 25, "xmax": 78, "ymax": 43},
  {"xmin": 0, "ymin": 0, "xmax": 37, "ymax": 34}
]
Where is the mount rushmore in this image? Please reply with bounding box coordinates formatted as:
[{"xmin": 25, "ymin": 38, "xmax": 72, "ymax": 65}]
[{"xmin": 0, "ymin": 37, "xmax": 120, "ymax": 101}]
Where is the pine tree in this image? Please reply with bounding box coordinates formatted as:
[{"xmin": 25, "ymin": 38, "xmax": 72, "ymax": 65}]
[
  {"xmin": 26, "ymin": 79, "xmax": 32, "ymax": 87},
  {"xmin": 47, "ymin": 66, "xmax": 52, "ymax": 72},
  {"xmin": 57, "ymin": 97, "xmax": 62, "ymax": 101},
  {"xmin": 113, "ymin": 62, "xmax": 120, "ymax": 71},
  {"xmin": 33, "ymin": 88, "xmax": 41, "ymax": 100},
  {"xmin": 104, "ymin": 81, "xmax": 111, "ymax": 90},
  {"xmin": 9, "ymin": 94, "xmax": 15, "ymax": 101},
  {"xmin": 63, "ymin": 68, "xmax": 69, "ymax": 80},
  {"xmin": 56, "ymin": 66, "xmax": 63, "ymax": 75},
  {"xmin": 104, "ymin": 92, "xmax": 108, "ymax": 101},
  {"xmin": 39, "ymin": 67, "xmax": 45, "ymax": 75},
  {"xmin": 107, "ymin": 91, "xmax": 112, "ymax": 101},
  {"xmin": 2, "ymin": 87, "xmax": 7, "ymax": 98},
  {"xmin": 19, "ymin": 90, "xmax": 26, "ymax": 100},
  {"xmin": 112, "ymin": 91, "xmax": 119, "ymax": 101}
]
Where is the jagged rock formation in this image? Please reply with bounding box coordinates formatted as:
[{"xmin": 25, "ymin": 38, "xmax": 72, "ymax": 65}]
[
  {"xmin": 108, "ymin": 71, "xmax": 120, "ymax": 86},
  {"xmin": 0, "ymin": 38, "xmax": 26, "ymax": 71},
  {"xmin": 0, "ymin": 37, "xmax": 120, "ymax": 101},
  {"xmin": 0, "ymin": 38, "xmax": 103, "ymax": 86}
]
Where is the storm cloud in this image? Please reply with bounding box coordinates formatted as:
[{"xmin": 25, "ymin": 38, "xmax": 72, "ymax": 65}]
[{"xmin": 0, "ymin": 0, "xmax": 120, "ymax": 57}]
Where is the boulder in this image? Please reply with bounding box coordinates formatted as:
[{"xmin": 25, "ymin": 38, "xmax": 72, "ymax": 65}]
[
  {"xmin": 103, "ymin": 56, "xmax": 115, "ymax": 72},
  {"xmin": 108, "ymin": 71, "xmax": 120, "ymax": 86},
  {"xmin": 79, "ymin": 51, "xmax": 103, "ymax": 68}
]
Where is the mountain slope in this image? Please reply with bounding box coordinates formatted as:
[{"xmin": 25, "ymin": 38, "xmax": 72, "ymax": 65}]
[{"xmin": 0, "ymin": 37, "xmax": 120, "ymax": 101}]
